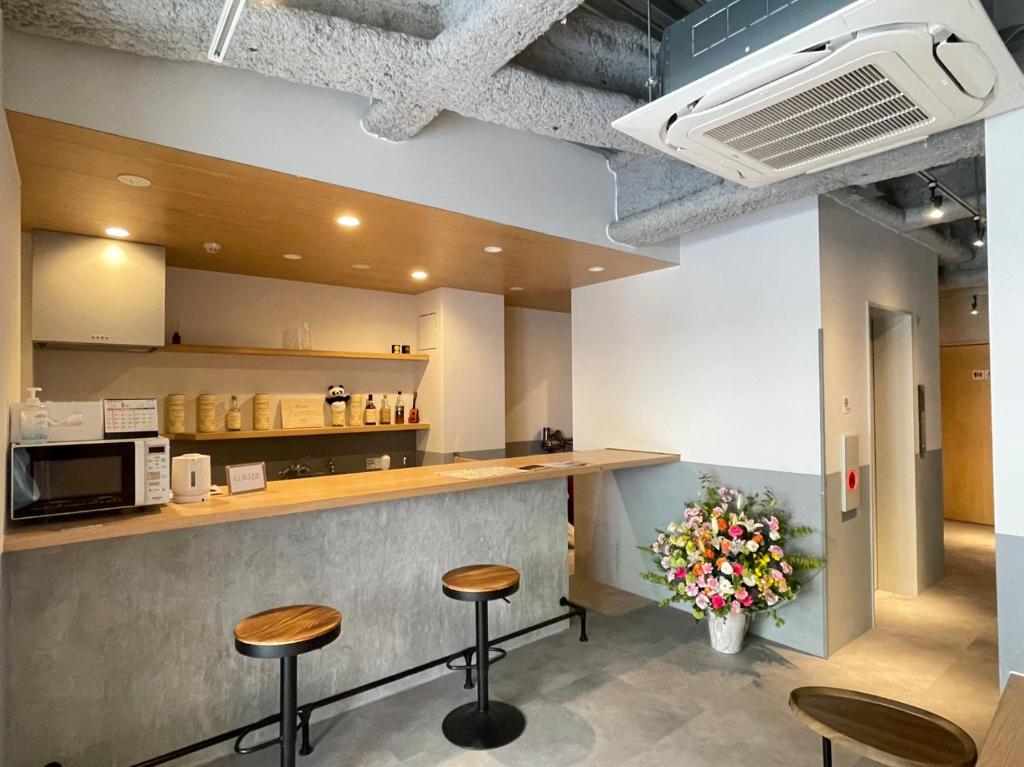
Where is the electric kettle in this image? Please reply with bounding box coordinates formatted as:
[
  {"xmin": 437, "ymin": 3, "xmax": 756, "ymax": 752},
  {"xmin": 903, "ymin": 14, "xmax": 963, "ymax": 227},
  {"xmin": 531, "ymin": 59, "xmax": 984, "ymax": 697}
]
[{"xmin": 171, "ymin": 453, "xmax": 212, "ymax": 504}]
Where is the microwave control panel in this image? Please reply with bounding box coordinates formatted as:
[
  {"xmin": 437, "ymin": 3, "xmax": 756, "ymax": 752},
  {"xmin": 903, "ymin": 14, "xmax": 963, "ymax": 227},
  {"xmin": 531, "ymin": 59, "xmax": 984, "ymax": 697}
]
[{"xmin": 143, "ymin": 438, "xmax": 171, "ymax": 505}]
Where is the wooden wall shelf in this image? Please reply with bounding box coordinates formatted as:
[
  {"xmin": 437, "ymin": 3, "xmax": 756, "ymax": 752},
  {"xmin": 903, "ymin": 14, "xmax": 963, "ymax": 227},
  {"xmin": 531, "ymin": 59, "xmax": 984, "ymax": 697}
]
[
  {"xmin": 159, "ymin": 344, "xmax": 429, "ymax": 362},
  {"xmin": 165, "ymin": 423, "xmax": 430, "ymax": 441}
]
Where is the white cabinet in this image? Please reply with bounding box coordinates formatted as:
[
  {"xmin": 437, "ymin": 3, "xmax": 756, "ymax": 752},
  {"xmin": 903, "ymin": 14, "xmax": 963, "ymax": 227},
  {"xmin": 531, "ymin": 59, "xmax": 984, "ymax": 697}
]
[{"xmin": 32, "ymin": 231, "xmax": 166, "ymax": 349}]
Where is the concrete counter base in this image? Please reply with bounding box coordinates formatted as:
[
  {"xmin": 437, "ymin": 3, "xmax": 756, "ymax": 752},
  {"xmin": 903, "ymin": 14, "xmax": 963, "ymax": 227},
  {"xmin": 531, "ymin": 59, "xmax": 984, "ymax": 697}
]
[{"xmin": 3, "ymin": 479, "xmax": 569, "ymax": 766}]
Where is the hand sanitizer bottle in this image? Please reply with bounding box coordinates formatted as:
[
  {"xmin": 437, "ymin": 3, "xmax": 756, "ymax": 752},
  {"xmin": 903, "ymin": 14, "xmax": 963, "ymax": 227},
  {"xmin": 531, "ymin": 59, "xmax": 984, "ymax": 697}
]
[{"xmin": 19, "ymin": 387, "xmax": 49, "ymax": 443}]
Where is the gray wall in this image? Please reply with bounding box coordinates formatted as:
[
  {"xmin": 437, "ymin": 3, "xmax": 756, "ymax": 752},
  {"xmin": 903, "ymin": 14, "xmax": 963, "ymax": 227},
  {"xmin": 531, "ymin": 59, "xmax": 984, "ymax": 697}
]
[
  {"xmin": 939, "ymin": 291, "xmax": 989, "ymax": 347},
  {"xmin": 3, "ymin": 480, "xmax": 569, "ymax": 766},
  {"xmin": 575, "ymin": 462, "xmax": 827, "ymax": 657}
]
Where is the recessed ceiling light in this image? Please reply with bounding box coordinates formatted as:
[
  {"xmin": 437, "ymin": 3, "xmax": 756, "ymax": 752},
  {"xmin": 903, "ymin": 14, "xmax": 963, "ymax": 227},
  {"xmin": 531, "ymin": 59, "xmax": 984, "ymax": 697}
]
[
  {"xmin": 337, "ymin": 215, "xmax": 360, "ymax": 227},
  {"xmin": 509, "ymin": 286, "xmax": 524, "ymax": 292},
  {"xmin": 283, "ymin": 253, "xmax": 303, "ymax": 261},
  {"xmin": 588, "ymin": 266, "xmax": 606, "ymax": 273},
  {"xmin": 484, "ymin": 245, "xmax": 503, "ymax": 253},
  {"xmin": 411, "ymin": 270, "xmax": 428, "ymax": 281},
  {"xmin": 352, "ymin": 263, "xmax": 371, "ymax": 270},
  {"xmin": 117, "ymin": 174, "xmax": 151, "ymax": 188},
  {"xmin": 105, "ymin": 227, "xmax": 130, "ymax": 238}
]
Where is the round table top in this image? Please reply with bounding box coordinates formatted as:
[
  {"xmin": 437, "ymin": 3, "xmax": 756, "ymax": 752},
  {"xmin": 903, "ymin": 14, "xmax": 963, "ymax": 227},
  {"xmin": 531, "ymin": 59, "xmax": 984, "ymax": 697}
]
[
  {"xmin": 442, "ymin": 564, "xmax": 520, "ymax": 596},
  {"xmin": 235, "ymin": 604, "xmax": 342, "ymax": 649},
  {"xmin": 789, "ymin": 687, "xmax": 977, "ymax": 767}
]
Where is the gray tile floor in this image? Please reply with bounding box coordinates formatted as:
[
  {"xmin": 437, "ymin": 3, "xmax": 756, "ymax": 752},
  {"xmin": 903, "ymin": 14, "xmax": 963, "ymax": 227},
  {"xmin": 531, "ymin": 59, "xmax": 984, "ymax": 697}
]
[{"xmin": 210, "ymin": 522, "xmax": 997, "ymax": 767}]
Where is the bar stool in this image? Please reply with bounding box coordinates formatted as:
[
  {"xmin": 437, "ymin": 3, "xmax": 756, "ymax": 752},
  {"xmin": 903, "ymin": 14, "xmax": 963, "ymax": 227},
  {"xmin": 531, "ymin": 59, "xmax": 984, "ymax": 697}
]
[
  {"xmin": 441, "ymin": 564, "xmax": 526, "ymax": 749},
  {"xmin": 234, "ymin": 604, "xmax": 342, "ymax": 767}
]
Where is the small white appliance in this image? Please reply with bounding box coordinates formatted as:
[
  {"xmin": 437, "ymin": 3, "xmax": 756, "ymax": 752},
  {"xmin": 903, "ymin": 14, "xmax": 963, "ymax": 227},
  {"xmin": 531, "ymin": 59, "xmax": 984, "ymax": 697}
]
[
  {"xmin": 612, "ymin": 0, "xmax": 1024, "ymax": 187},
  {"xmin": 9, "ymin": 437, "xmax": 170, "ymax": 521},
  {"xmin": 171, "ymin": 453, "xmax": 212, "ymax": 504},
  {"xmin": 9, "ymin": 400, "xmax": 105, "ymax": 444}
]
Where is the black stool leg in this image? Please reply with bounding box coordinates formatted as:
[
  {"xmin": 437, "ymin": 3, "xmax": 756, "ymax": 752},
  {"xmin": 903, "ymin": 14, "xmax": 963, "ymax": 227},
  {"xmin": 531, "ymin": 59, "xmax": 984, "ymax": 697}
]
[
  {"xmin": 476, "ymin": 600, "xmax": 489, "ymax": 713},
  {"xmin": 280, "ymin": 656, "xmax": 297, "ymax": 767},
  {"xmin": 822, "ymin": 737, "xmax": 832, "ymax": 767},
  {"xmin": 298, "ymin": 708, "xmax": 313, "ymax": 756}
]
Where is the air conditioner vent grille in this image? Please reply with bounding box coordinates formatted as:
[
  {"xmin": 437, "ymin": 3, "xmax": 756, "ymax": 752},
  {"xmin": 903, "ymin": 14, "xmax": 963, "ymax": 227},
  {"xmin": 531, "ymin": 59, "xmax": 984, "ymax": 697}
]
[{"xmin": 705, "ymin": 64, "xmax": 933, "ymax": 170}]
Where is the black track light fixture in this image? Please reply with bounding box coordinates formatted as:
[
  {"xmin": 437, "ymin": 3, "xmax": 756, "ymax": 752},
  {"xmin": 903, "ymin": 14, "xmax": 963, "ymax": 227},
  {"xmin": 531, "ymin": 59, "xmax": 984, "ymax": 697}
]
[
  {"xmin": 971, "ymin": 295, "xmax": 980, "ymax": 316},
  {"xmin": 928, "ymin": 182, "xmax": 945, "ymax": 220},
  {"xmin": 973, "ymin": 216, "xmax": 986, "ymax": 248}
]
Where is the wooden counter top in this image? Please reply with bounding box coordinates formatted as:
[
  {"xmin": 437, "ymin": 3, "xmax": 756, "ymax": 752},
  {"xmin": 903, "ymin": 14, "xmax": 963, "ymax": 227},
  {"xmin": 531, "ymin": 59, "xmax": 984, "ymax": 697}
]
[
  {"xmin": 978, "ymin": 674, "xmax": 1024, "ymax": 766},
  {"xmin": 2, "ymin": 449, "xmax": 678, "ymax": 552}
]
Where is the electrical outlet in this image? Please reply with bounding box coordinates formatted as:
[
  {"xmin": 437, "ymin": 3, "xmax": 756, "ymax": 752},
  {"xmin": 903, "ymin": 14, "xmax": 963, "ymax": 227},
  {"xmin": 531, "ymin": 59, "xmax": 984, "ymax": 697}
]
[{"xmin": 366, "ymin": 456, "xmax": 384, "ymax": 471}]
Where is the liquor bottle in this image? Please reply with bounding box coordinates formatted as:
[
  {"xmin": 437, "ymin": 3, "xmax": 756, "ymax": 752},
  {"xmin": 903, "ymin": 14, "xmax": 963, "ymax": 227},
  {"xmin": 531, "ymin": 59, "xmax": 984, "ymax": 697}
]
[
  {"xmin": 364, "ymin": 394, "xmax": 378, "ymax": 426},
  {"xmin": 380, "ymin": 394, "xmax": 392, "ymax": 425},
  {"xmin": 226, "ymin": 395, "xmax": 242, "ymax": 431},
  {"xmin": 395, "ymin": 391, "xmax": 405, "ymax": 425}
]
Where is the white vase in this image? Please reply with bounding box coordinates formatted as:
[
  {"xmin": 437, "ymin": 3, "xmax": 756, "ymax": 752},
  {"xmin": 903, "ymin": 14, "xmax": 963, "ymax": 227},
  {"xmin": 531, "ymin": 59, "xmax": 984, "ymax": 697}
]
[{"xmin": 707, "ymin": 612, "xmax": 750, "ymax": 654}]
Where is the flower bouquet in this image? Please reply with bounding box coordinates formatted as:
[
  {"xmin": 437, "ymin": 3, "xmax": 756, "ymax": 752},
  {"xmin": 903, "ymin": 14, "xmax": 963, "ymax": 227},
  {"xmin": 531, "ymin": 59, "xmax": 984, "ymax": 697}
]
[{"xmin": 642, "ymin": 474, "xmax": 822, "ymax": 653}]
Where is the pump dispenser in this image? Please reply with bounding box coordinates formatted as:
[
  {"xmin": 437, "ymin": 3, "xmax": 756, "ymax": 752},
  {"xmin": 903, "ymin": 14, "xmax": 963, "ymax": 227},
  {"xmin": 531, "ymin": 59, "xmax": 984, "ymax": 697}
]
[{"xmin": 19, "ymin": 387, "xmax": 49, "ymax": 443}]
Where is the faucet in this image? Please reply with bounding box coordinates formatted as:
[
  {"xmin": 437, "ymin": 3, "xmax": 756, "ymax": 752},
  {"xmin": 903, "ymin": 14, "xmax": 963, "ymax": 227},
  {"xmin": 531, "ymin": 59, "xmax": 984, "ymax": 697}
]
[
  {"xmin": 541, "ymin": 428, "xmax": 572, "ymax": 453},
  {"xmin": 279, "ymin": 459, "xmax": 314, "ymax": 480}
]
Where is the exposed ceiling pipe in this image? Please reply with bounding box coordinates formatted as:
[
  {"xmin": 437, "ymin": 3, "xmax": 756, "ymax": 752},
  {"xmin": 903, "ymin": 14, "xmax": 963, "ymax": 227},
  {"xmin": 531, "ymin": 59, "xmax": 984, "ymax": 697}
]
[
  {"xmin": 608, "ymin": 122, "xmax": 986, "ymax": 245},
  {"xmin": 939, "ymin": 267, "xmax": 988, "ymax": 292},
  {"xmin": 826, "ymin": 189, "xmax": 975, "ymax": 265},
  {"xmin": 902, "ymin": 199, "xmax": 977, "ymax": 230}
]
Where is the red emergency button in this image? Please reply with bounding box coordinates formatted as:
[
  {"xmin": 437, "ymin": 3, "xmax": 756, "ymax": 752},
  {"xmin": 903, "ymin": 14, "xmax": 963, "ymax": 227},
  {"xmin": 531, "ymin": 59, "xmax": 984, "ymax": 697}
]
[{"xmin": 847, "ymin": 470, "xmax": 859, "ymax": 492}]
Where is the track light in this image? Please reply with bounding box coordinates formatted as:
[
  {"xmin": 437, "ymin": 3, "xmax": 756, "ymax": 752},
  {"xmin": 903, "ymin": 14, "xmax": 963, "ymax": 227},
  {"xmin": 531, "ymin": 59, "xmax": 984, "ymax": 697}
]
[
  {"xmin": 973, "ymin": 216, "xmax": 986, "ymax": 248},
  {"xmin": 928, "ymin": 183, "xmax": 945, "ymax": 220},
  {"xmin": 971, "ymin": 295, "xmax": 980, "ymax": 316},
  {"xmin": 208, "ymin": 0, "xmax": 247, "ymax": 63}
]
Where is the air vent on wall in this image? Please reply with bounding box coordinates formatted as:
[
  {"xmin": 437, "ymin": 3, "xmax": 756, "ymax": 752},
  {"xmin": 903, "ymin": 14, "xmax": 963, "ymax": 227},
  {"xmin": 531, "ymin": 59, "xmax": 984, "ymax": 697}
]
[{"xmin": 614, "ymin": 0, "xmax": 1024, "ymax": 187}]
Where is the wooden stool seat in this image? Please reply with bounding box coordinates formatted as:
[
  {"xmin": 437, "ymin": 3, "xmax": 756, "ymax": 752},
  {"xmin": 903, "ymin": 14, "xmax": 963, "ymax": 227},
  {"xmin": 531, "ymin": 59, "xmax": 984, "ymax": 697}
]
[
  {"xmin": 790, "ymin": 686, "xmax": 977, "ymax": 767},
  {"xmin": 234, "ymin": 604, "xmax": 342, "ymax": 659},
  {"xmin": 442, "ymin": 565, "xmax": 520, "ymax": 602}
]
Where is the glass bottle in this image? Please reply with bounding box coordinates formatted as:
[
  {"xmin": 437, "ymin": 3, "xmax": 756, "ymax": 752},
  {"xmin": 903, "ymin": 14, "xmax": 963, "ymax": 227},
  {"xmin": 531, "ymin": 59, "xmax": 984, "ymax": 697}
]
[
  {"xmin": 364, "ymin": 394, "xmax": 378, "ymax": 426},
  {"xmin": 380, "ymin": 394, "xmax": 392, "ymax": 425},
  {"xmin": 226, "ymin": 395, "xmax": 242, "ymax": 431},
  {"xmin": 395, "ymin": 391, "xmax": 405, "ymax": 425}
]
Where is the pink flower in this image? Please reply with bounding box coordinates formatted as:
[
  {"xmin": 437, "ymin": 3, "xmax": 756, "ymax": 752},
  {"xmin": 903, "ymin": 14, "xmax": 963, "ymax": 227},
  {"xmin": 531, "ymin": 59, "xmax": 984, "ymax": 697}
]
[
  {"xmin": 707, "ymin": 577, "xmax": 719, "ymax": 591},
  {"xmin": 765, "ymin": 592, "xmax": 780, "ymax": 606},
  {"xmin": 685, "ymin": 507, "xmax": 701, "ymax": 517},
  {"xmin": 702, "ymin": 563, "xmax": 713, "ymax": 574},
  {"xmin": 741, "ymin": 596, "xmax": 754, "ymax": 608},
  {"xmin": 710, "ymin": 595, "xmax": 726, "ymax": 610},
  {"xmin": 696, "ymin": 575, "xmax": 706, "ymax": 589},
  {"xmin": 770, "ymin": 569, "xmax": 784, "ymax": 581},
  {"xmin": 735, "ymin": 588, "xmax": 749, "ymax": 602},
  {"xmin": 674, "ymin": 567, "xmax": 687, "ymax": 581},
  {"xmin": 781, "ymin": 562, "xmax": 793, "ymax": 575},
  {"xmin": 732, "ymin": 564, "xmax": 744, "ymax": 575},
  {"xmin": 768, "ymin": 516, "xmax": 780, "ymax": 532},
  {"xmin": 728, "ymin": 525, "xmax": 744, "ymax": 538},
  {"xmin": 695, "ymin": 594, "xmax": 710, "ymax": 609},
  {"xmin": 730, "ymin": 600, "xmax": 742, "ymax": 614},
  {"xmin": 685, "ymin": 583, "xmax": 699, "ymax": 597},
  {"xmin": 769, "ymin": 545, "xmax": 784, "ymax": 559}
]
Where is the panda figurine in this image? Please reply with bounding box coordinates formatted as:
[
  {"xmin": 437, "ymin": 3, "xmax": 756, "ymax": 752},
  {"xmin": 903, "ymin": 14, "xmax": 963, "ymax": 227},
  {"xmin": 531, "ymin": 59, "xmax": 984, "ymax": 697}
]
[
  {"xmin": 326, "ymin": 385, "xmax": 350, "ymax": 427},
  {"xmin": 325, "ymin": 385, "xmax": 350, "ymax": 406}
]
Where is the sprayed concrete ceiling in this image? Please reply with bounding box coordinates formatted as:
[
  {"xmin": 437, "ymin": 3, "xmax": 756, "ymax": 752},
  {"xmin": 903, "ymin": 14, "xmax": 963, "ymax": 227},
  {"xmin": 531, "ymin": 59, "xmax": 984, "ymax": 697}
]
[{"xmin": 3, "ymin": 0, "xmax": 1017, "ymax": 282}]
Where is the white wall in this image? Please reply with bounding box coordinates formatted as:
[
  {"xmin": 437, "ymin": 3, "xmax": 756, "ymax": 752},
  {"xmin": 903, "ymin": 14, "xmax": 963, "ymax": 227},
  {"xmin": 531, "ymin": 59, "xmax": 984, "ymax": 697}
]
[
  {"xmin": 818, "ymin": 196, "xmax": 943, "ymax": 650},
  {"xmin": 412, "ymin": 288, "xmax": 505, "ymax": 460},
  {"xmin": 505, "ymin": 307, "xmax": 572, "ymax": 446},
  {"xmin": 571, "ymin": 199, "xmax": 827, "ymax": 656},
  {"xmin": 33, "ymin": 267, "xmax": 425, "ymax": 432},
  {"xmin": 2, "ymin": 31, "xmax": 676, "ymax": 263},
  {"xmin": 987, "ymin": 107, "xmax": 1024, "ymax": 684},
  {"xmin": 0, "ymin": 13, "xmax": 21, "ymax": 748},
  {"xmin": 574, "ymin": 198, "xmax": 823, "ymax": 475}
]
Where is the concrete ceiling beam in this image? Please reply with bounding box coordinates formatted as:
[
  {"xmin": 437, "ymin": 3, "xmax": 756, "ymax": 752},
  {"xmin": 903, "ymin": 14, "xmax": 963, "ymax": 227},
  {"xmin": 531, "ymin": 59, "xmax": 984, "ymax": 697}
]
[
  {"xmin": 827, "ymin": 189, "xmax": 976, "ymax": 265},
  {"xmin": 2, "ymin": 0, "xmax": 641, "ymax": 151},
  {"xmin": 607, "ymin": 122, "xmax": 986, "ymax": 246}
]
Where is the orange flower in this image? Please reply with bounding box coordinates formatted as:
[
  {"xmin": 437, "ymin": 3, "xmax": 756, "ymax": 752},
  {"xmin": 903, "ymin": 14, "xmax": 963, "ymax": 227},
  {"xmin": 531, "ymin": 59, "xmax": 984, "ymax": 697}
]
[
  {"xmin": 753, "ymin": 533, "xmax": 764, "ymax": 544},
  {"xmin": 717, "ymin": 518, "xmax": 727, "ymax": 532},
  {"xmin": 704, "ymin": 549, "xmax": 714, "ymax": 559},
  {"xmin": 721, "ymin": 540, "xmax": 732, "ymax": 554}
]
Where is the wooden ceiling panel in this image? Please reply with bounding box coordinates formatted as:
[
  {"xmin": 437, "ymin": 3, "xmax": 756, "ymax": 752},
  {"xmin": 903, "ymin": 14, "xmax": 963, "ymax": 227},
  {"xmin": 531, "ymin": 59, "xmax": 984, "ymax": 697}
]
[{"xmin": 8, "ymin": 112, "xmax": 671, "ymax": 312}]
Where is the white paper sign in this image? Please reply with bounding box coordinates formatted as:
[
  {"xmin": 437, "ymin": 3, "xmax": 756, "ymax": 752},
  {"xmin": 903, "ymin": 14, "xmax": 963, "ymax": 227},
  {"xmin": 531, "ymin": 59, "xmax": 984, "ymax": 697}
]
[{"xmin": 226, "ymin": 462, "xmax": 267, "ymax": 495}]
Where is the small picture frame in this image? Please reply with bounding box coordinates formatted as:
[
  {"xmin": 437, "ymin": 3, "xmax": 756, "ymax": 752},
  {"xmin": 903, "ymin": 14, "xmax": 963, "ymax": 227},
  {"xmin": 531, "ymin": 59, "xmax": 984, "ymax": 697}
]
[
  {"xmin": 391, "ymin": 344, "xmax": 402, "ymax": 354},
  {"xmin": 226, "ymin": 462, "xmax": 267, "ymax": 495},
  {"xmin": 401, "ymin": 344, "xmax": 411, "ymax": 354}
]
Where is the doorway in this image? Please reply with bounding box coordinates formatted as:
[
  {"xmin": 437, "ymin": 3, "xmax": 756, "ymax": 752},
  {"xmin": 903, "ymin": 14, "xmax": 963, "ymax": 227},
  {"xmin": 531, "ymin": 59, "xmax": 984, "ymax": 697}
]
[
  {"xmin": 869, "ymin": 306, "xmax": 918, "ymax": 597},
  {"xmin": 940, "ymin": 344, "xmax": 994, "ymax": 525}
]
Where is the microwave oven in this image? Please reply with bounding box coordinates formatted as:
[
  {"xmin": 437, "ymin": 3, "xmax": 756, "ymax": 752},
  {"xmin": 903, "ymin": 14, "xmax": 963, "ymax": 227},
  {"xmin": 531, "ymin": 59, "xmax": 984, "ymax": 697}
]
[{"xmin": 9, "ymin": 437, "xmax": 170, "ymax": 521}]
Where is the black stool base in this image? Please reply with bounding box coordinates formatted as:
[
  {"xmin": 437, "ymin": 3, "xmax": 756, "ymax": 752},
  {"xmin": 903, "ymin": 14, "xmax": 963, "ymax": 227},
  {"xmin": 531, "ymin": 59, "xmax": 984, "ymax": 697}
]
[{"xmin": 442, "ymin": 701, "xmax": 525, "ymax": 750}]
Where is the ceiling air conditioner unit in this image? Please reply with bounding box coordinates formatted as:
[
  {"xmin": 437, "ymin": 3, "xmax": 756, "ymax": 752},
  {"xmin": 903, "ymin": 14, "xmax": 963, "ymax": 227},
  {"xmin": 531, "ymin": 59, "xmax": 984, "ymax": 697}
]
[{"xmin": 612, "ymin": 0, "xmax": 1024, "ymax": 188}]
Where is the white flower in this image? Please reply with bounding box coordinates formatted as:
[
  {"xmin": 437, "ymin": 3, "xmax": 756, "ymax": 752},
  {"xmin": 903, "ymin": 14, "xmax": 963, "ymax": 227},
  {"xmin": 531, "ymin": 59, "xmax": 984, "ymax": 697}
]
[
  {"xmin": 746, "ymin": 539, "xmax": 760, "ymax": 552},
  {"xmin": 743, "ymin": 573, "xmax": 756, "ymax": 587},
  {"xmin": 735, "ymin": 494, "xmax": 746, "ymax": 510},
  {"xmin": 720, "ymin": 561, "xmax": 734, "ymax": 576},
  {"xmin": 718, "ymin": 579, "xmax": 735, "ymax": 596},
  {"xmin": 769, "ymin": 530, "xmax": 781, "ymax": 541},
  {"xmin": 661, "ymin": 557, "xmax": 671, "ymax": 569}
]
